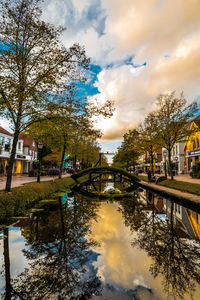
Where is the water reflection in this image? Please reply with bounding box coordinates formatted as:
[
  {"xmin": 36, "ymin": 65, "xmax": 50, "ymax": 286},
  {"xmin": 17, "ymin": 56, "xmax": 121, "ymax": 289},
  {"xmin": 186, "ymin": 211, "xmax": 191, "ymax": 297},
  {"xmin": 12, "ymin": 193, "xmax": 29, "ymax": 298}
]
[
  {"xmin": 0, "ymin": 187, "xmax": 200, "ymax": 299},
  {"xmin": 118, "ymin": 191, "xmax": 200, "ymax": 299},
  {"xmin": 1, "ymin": 196, "xmax": 102, "ymax": 299}
]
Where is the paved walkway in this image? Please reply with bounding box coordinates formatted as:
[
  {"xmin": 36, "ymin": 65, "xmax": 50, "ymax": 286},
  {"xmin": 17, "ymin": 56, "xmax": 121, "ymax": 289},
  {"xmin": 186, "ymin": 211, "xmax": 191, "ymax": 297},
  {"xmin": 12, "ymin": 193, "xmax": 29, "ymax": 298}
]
[
  {"xmin": 0, "ymin": 174, "xmax": 70, "ymax": 190},
  {"xmin": 141, "ymin": 173, "xmax": 200, "ymax": 184}
]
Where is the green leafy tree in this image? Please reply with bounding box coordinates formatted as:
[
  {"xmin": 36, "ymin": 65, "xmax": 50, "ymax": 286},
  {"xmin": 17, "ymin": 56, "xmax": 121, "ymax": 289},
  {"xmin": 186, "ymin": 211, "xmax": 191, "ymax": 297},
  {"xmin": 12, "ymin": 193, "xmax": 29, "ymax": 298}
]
[
  {"xmin": 138, "ymin": 113, "xmax": 161, "ymax": 174},
  {"xmin": 151, "ymin": 92, "xmax": 197, "ymax": 179},
  {"xmin": 113, "ymin": 129, "xmax": 141, "ymax": 170},
  {"xmin": 0, "ymin": 0, "xmax": 90, "ymax": 191}
]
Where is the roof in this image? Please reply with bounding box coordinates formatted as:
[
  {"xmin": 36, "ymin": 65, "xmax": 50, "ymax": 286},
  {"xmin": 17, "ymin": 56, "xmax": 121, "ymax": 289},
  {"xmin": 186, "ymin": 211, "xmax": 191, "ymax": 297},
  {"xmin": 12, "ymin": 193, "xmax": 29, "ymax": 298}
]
[
  {"xmin": 19, "ymin": 134, "xmax": 38, "ymax": 151},
  {"xmin": 0, "ymin": 126, "xmax": 13, "ymax": 137},
  {"xmin": 189, "ymin": 114, "xmax": 200, "ymax": 128},
  {"xmin": 193, "ymin": 115, "xmax": 200, "ymax": 128}
]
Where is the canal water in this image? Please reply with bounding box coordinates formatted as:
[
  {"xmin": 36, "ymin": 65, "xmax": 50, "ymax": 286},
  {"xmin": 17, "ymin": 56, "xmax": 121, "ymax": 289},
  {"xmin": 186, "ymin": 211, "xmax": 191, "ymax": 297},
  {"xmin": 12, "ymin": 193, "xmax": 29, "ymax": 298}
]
[{"xmin": 0, "ymin": 183, "xmax": 200, "ymax": 300}]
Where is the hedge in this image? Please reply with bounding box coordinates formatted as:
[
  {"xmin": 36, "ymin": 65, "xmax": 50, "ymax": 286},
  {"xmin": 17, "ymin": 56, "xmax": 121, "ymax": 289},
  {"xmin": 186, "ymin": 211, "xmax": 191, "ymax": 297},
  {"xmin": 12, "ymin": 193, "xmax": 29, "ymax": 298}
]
[{"xmin": 0, "ymin": 177, "xmax": 76, "ymax": 221}]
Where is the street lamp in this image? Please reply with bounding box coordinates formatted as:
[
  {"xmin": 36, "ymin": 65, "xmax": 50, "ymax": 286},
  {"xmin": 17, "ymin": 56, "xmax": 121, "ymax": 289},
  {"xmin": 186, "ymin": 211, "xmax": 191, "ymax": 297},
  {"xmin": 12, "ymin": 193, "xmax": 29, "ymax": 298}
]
[
  {"xmin": 37, "ymin": 142, "xmax": 43, "ymax": 183},
  {"xmin": 163, "ymin": 149, "xmax": 167, "ymax": 178}
]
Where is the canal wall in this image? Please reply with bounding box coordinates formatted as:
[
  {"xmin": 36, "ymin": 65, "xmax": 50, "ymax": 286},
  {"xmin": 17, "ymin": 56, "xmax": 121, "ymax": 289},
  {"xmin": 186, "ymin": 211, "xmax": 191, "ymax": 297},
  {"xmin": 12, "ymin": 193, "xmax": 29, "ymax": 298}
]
[{"xmin": 138, "ymin": 181, "xmax": 200, "ymax": 211}]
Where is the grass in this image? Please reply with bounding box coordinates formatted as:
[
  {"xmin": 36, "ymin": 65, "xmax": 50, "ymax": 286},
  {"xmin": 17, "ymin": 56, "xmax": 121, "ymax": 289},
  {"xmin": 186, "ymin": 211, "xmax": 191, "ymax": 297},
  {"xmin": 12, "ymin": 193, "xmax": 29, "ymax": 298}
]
[
  {"xmin": 158, "ymin": 179, "xmax": 200, "ymax": 196},
  {"xmin": 138, "ymin": 175, "xmax": 148, "ymax": 182},
  {"xmin": 139, "ymin": 175, "xmax": 200, "ymax": 196},
  {"xmin": 0, "ymin": 177, "xmax": 76, "ymax": 221}
]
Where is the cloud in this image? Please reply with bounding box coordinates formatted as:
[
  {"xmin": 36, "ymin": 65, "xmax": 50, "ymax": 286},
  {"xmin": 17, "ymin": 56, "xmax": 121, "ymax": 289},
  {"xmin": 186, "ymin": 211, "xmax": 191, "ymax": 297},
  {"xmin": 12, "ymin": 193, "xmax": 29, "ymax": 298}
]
[
  {"xmin": 41, "ymin": 0, "xmax": 200, "ymax": 142},
  {"xmin": 91, "ymin": 30, "xmax": 200, "ymax": 140}
]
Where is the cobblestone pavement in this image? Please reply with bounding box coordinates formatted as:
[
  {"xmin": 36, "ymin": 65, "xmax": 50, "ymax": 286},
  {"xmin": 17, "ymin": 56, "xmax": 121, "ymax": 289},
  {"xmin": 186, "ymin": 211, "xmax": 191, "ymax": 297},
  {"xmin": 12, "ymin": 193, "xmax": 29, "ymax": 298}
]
[{"xmin": 0, "ymin": 174, "xmax": 70, "ymax": 190}]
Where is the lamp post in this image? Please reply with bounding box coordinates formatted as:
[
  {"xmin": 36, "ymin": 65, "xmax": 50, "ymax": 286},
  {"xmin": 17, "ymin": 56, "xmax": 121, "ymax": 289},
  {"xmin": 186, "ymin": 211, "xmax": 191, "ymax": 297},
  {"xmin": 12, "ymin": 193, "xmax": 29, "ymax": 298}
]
[
  {"xmin": 37, "ymin": 142, "xmax": 43, "ymax": 183},
  {"xmin": 175, "ymin": 156, "xmax": 178, "ymax": 175},
  {"xmin": 163, "ymin": 149, "xmax": 167, "ymax": 178}
]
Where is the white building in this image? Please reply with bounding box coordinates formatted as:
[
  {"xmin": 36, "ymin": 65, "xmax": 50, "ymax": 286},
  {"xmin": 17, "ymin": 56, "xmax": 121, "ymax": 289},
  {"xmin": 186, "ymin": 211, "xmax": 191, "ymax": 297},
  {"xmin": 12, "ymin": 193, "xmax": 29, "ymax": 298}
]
[
  {"xmin": 161, "ymin": 143, "xmax": 185, "ymax": 175},
  {"xmin": 0, "ymin": 127, "xmax": 37, "ymax": 174}
]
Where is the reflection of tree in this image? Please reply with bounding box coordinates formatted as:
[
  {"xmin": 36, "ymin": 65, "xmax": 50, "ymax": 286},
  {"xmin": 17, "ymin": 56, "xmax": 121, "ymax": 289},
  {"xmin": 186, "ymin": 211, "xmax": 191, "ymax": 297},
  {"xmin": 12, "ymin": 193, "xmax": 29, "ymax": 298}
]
[
  {"xmin": 119, "ymin": 194, "xmax": 200, "ymax": 299},
  {"xmin": 12, "ymin": 195, "xmax": 102, "ymax": 299},
  {"xmin": 2, "ymin": 228, "xmax": 11, "ymax": 300}
]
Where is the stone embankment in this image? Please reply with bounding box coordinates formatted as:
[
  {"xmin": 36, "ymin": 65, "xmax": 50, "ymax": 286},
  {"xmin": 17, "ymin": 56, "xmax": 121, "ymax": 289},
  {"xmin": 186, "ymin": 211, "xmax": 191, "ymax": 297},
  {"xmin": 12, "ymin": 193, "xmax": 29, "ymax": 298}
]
[{"xmin": 138, "ymin": 181, "xmax": 200, "ymax": 210}]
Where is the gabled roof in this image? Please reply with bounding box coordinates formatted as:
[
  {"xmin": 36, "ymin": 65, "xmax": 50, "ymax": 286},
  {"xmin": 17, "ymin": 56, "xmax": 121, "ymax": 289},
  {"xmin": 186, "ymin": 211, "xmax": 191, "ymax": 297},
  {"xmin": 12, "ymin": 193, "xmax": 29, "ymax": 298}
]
[
  {"xmin": 193, "ymin": 115, "xmax": 200, "ymax": 128},
  {"xmin": 0, "ymin": 126, "xmax": 13, "ymax": 137},
  {"xmin": 189, "ymin": 114, "xmax": 200, "ymax": 128}
]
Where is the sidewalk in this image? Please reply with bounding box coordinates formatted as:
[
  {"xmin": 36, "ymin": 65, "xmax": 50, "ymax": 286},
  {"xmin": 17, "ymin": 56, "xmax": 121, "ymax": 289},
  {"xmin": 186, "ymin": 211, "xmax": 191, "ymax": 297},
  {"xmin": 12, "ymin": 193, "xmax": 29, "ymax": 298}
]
[
  {"xmin": 0, "ymin": 174, "xmax": 70, "ymax": 190},
  {"xmin": 141, "ymin": 173, "xmax": 200, "ymax": 184}
]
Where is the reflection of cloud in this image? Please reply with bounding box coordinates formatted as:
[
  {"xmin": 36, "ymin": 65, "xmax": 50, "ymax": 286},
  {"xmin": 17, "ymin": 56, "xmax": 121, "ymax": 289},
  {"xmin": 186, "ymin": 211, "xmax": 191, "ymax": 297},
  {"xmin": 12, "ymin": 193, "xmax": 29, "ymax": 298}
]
[
  {"xmin": 90, "ymin": 202, "xmax": 165, "ymax": 299},
  {"xmin": 0, "ymin": 227, "xmax": 29, "ymax": 293}
]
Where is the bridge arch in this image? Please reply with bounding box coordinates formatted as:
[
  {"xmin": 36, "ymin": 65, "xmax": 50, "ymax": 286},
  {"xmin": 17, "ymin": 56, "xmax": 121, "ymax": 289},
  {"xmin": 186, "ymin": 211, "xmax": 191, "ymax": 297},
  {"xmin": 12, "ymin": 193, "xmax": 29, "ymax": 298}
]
[{"xmin": 71, "ymin": 166, "xmax": 139, "ymax": 183}]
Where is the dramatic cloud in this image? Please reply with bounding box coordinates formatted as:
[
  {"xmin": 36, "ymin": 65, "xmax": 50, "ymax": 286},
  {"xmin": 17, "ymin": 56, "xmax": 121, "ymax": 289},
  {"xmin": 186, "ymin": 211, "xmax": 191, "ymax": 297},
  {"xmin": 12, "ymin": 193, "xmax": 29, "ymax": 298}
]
[{"xmin": 42, "ymin": 0, "xmax": 200, "ymax": 142}]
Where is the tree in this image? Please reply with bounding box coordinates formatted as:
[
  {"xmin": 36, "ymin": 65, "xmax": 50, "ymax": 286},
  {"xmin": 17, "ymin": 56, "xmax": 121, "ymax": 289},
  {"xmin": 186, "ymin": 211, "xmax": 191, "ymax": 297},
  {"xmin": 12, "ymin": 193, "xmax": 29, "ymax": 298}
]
[
  {"xmin": 138, "ymin": 113, "xmax": 160, "ymax": 175},
  {"xmin": 151, "ymin": 92, "xmax": 197, "ymax": 179},
  {"xmin": 0, "ymin": 0, "xmax": 90, "ymax": 191},
  {"xmin": 113, "ymin": 129, "xmax": 140, "ymax": 170}
]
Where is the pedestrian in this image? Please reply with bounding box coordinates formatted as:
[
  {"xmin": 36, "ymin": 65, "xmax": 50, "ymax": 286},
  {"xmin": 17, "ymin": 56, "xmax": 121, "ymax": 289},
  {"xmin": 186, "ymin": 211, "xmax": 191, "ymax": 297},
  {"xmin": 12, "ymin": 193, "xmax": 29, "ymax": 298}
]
[{"xmin": 148, "ymin": 170, "xmax": 152, "ymax": 183}]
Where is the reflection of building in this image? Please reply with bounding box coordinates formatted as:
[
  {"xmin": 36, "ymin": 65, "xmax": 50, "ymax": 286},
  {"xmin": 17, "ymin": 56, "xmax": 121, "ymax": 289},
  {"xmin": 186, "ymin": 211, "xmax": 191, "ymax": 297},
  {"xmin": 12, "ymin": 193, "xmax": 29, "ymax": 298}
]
[
  {"xmin": 185, "ymin": 116, "xmax": 200, "ymax": 173},
  {"xmin": 146, "ymin": 192, "xmax": 200, "ymax": 241},
  {"xmin": 164, "ymin": 199, "xmax": 200, "ymax": 241},
  {"xmin": 0, "ymin": 128, "xmax": 37, "ymax": 175}
]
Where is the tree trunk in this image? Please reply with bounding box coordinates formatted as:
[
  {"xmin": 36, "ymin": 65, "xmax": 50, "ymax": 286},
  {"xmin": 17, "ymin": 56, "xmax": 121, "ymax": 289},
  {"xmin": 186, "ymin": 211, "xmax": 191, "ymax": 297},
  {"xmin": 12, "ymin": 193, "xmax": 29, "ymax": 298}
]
[
  {"xmin": 5, "ymin": 130, "xmax": 19, "ymax": 192},
  {"xmin": 73, "ymin": 154, "xmax": 77, "ymax": 169},
  {"xmin": 3, "ymin": 228, "xmax": 12, "ymax": 300},
  {"xmin": 150, "ymin": 145, "xmax": 154, "ymax": 175},
  {"xmin": 59, "ymin": 136, "xmax": 67, "ymax": 179},
  {"xmin": 168, "ymin": 148, "xmax": 173, "ymax": 180}
]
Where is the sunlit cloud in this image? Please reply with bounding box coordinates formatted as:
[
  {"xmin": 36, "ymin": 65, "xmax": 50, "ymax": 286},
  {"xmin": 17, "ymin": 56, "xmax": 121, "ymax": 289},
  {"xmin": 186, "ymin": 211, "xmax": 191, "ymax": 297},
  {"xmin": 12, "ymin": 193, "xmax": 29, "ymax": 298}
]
[{"xmin": 39, "ymin": 0, "xmax": 200, "ymax": 142}]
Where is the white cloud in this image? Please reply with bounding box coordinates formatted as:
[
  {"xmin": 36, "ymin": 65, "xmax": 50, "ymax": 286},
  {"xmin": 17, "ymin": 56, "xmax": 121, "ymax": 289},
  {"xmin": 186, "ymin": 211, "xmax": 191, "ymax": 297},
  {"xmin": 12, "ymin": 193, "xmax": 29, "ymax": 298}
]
[{"xmin": 42, "ymin": 0, "xmax": 200, "ymax": 142}]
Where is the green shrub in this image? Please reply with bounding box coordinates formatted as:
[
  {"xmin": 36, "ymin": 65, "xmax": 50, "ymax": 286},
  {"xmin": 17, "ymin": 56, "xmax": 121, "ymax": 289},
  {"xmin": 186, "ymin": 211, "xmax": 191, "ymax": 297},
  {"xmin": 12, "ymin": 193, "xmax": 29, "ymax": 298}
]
[
  {"xmin": 0, "ymin": 177, "xmax": 76, "ymax": 221},
  {"xmin": 190, "ymin": 161, "xmax": 200, "ymax": 178}
]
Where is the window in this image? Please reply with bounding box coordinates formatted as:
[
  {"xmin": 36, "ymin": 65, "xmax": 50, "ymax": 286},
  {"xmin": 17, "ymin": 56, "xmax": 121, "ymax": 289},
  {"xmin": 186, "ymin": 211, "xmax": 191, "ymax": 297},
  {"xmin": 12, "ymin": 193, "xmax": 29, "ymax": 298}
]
[
  {"xmin": 198, "ymin": 214, "xmax": 200, "ymax": 224},
  {"xmin": 7, "ymin": 138, "xmax": 11, "ymax": 145},
  {"xmin": 176, "ymin": 145, "xmax": 178, "ymax": 155},
  {"xmin": 0, "ymin": 136, "xmax": 4, "ymax": 145},
  {"xmin": 18, "ymin": 142, "xmax": 21, "ymax": 150},
  {"xmin": 196, "ymin": 138, "xmax": 200, "ymax": 149}
]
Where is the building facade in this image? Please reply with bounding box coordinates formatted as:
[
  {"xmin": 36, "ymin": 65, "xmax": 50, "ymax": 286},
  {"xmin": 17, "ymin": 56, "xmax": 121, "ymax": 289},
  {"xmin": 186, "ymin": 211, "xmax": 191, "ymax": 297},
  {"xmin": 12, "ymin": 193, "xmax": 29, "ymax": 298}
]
[
  {"xmin": 185, "ymin": 116, "xmax": 200, "ymax": 173},
  {"xmin": 0, "ymin": 127, "xmax": 37, "ymax": 175}
]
